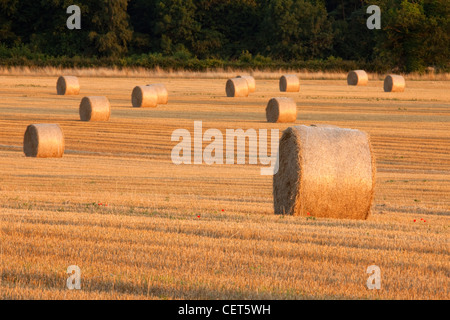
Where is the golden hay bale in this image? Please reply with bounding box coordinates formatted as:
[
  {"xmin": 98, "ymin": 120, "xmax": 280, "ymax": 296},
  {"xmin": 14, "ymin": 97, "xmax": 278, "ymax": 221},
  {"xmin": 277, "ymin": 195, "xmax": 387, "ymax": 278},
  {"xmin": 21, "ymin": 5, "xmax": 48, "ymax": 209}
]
[
  {"xmin": 56, "ymin": 76, "xmax": 80, "ymax": 95},
  {"xmin": 236, "ymin": 75, "xmax": 256, "ymax": 93},
  {"xmin": 132, "ymin": 85, "xmax": 158, "ymax": 108},
  {"xmin": 266, "ymin": 97, "xmax": 297, "ymax": 123},
  {"xmin": 347, "ymin": 70, "xmax": 368, "ymax": 86},
  {"xmin": 79, "ymin": 96, "xmax": 111, "ymax": 122},
  {"xmin": 147, "ymin": 84, "xmax": 169, "ymax": 104},
  {"xmin": 273, "ymin": 125, "xmax": 376, "ymax": 220},
  {"xmin": 384, "ymin": 74, "xmax": 405, "ymax": 92},
  {"xmin": 226, "ymin": 78, "xmax": 249, "ymax": 97},
  {"xmin": 23, "ymin": 124, "xmax": 65, "ymax": 158},
  {"xmin": 279, "ymin": 74, "xmax": 300, "ymax": 92}
]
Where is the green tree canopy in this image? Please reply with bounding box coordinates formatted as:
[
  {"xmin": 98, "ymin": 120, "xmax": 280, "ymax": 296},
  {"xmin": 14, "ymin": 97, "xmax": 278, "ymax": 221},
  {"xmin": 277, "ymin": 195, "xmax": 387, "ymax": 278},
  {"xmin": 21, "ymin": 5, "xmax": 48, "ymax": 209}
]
[
  {"xmin": 0, "ymin": 0, "xmax": 448, "ymax": 72},
  {"xmin": 261, "ymin": 0, "xmax": 333, "ymax": 60}
]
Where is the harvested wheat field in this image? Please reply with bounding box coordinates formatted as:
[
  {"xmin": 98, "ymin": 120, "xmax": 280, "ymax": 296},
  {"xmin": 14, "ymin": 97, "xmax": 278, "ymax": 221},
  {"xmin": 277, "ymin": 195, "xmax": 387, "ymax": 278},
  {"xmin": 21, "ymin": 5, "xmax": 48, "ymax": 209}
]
[{"xmin": 0, "ymin": 72, "xmax": 449, "ymax": 300}]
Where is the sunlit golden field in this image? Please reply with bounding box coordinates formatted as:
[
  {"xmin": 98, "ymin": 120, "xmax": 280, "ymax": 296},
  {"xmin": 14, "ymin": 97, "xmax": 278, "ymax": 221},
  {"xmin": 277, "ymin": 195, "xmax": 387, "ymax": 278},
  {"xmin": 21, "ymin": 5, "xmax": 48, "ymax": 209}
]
[{"xmin": 0, "ymin": 72, "xmax": 449, "ymax": 300}]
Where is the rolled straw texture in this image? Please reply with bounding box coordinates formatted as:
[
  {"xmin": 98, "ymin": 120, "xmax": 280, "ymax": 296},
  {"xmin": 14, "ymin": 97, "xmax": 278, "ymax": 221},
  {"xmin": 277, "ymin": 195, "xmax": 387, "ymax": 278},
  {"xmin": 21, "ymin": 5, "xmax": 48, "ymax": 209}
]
[
  {"xmin": 384, "ymin": 75, "xmax": 405, "ymax": 92},
  {"xmin": 132, "ymin": 86, "xmax": 158, "ymax": 108},
  {"xmin": 237, "ymin": 75, "xmax": 256, "ymax": 93},
  {"xmin": 79, "ymin": 96, "xmax": 111, "ymax": 121},
  {"xmin": 266, "ymin": 97, "xmax": 297, "ymax": 123},
  {"xmin": 226, "ymin": 78, "xmax": 249, "ymax": 97},
  {"xmin": 147, "ymin": 84, "xmax": 169, "ymax": 104},
  {"xmin": 273, "ymin": 125, "xmax": 376, "ymax": 220},
  {"xmin": 347, "ymin": 70, "xmax": 368, "ymax": 86},
  {"xmin": 57, "ymin": 76, "xmax": 80, "ymax": 95},
  {"xmin": 23, "ymin": 124, "xmax": 65, "ymax": 158},
  {"xmin": 279, "ymin": 75, "xmax": 300, "ymax": 92}
]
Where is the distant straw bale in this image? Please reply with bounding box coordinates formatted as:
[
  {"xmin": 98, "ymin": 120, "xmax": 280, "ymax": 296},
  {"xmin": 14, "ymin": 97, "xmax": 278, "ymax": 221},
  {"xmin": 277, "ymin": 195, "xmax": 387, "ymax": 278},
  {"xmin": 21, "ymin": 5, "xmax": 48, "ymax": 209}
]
[
  {"xmin": 347, "ymin": 70, "xmax": 368, "ymax": 86},
  {"xmin": 79, "ymin": 96, "xmax": 111, "ymax": 121},
  {"xmin": 23, "ymin": 124, "xmax": 65, "ymax": 158},
  {"xmin": 226, "ymin": 78, "xmax": 249, "ymax": 97},
  {"xmin": 132, "ymin": 86, "xmax": 158, "ymax": 108},
  {"xmin": 384, "ymin": 75, "xmax": 405, "ymax": 92},
  {"xmin": 56, "ymin": 76, "xmax": 80, "ymax": 95},
  {"xmin": 266, "ymin": 97, "xmax": 297, "ymax": 123},
  {"xmin": 279, "ymin": 75, "xmax": 300, "ymax": 92}
]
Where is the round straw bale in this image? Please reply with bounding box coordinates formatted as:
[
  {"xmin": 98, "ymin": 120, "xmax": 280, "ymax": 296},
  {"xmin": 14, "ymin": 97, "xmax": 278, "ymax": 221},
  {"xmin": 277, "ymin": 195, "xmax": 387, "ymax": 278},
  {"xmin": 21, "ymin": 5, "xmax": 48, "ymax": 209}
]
[
  {"xmin": 79, "ymin": 96, "xmax": 111, "ymax": 122},
  {"xmin": 347, "ymin": 70, "xmax": 368, "ymax": 86},
  {"xmin": 146, "ymin": 84, "xmax": 169, "ymax": 104},
  {"xmin": 273, "ymin": 125, "xmax": 376, "ymax": 220},
  {"xmin": 266, "ymin": 97, "xmax": 297, "ymax": 123},
  {"xmin": 384, "ymin": 74, "xmax": 405, "ymax": 92},
  {"xmin": 226, "ymin": 78, "xmax": 249, "ymax": 97},
  {"xmin": 132, "ymin": 86, "xmax": 158, "ymax": 108},
  {"xmin": 56, "ymin": 76, "xmax": 80, "ymax": 95},
  {"xmin": 279, "ymin": 75, "xmax": 300, "ymax": 92},
  {"xmin": 23, "ymin": 124, "xmax": 65, "ymax": 158},
  {"xmin": 236, "ymin": 75, "xmax": 256, "ymax": 93}
]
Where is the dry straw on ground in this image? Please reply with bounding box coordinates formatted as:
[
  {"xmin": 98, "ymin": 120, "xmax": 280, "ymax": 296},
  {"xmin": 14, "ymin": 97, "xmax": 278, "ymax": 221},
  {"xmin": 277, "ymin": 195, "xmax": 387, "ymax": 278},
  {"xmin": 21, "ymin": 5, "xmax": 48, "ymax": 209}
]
[
  {"xmin": 384, "ymin": 75, "xmax": 406, "ymax": 92},
  {"xmin": 236, "ymin": 75, "xmax": 256, "ymax": 93},
  {"xmin": 226, "ymin": 78, "xmax": 249, "ymax": 97},
  {"xmin": 3, "ymin": 66, "xmax": 450, "ymax": 81},
  {"xmin": 279, "ymin": 74, "xmax": 300, "ymax": 92},
  {"xmin": 347, "ymin": 70, "xmax": 368, "ymax": 86},
  {"xmin": 266, "ymin": 97, "xmax": 297, "ymax": 123},
  {"xmin": 132, "ymin": 85, "xmax": 158, "ymax": 108},
  {"xmin": 147, "ymin": 84, "xmax": 169, "ymax": 104},
  {"xmin": 23, "ymin": 124, "xmax": 65, "ymax": 158},
  {"xmin": 273, "ymin": 125, "xmax": 376, "ymax": 220},
  {"xmin": 56, "ymin": 76, "xmax": 80, "ymax": 95},
  {"xmin": 79, "ymin": 96, "xmax": 111, "ymax": 122}
]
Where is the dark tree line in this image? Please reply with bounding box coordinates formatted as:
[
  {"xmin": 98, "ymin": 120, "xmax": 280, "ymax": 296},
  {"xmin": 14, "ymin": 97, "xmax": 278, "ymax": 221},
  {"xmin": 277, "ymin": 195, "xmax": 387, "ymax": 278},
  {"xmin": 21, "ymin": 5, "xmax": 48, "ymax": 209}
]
[{"xmin": 0, "ymin": 0, "xmax": 448, "ymax": 72}]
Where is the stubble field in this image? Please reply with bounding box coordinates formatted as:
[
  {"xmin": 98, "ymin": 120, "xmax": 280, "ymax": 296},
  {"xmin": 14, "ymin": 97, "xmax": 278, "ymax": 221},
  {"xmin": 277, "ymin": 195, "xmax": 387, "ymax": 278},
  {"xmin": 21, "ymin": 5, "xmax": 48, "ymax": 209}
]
[{"xmin": 0, "ymin": 71, "xmax": 449, "ymax": 299}]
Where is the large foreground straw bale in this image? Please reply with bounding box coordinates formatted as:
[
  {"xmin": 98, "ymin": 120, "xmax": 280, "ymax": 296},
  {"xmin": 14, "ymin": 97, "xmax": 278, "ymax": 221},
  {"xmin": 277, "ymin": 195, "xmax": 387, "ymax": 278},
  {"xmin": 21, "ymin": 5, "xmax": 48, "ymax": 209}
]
[
  {"xmin": 236, "ymin": 75, "xmax": 256, "ymax": 93},
  {"xmin": 347, "ymin": 70, "xmax": 368, "ymax": 86},
  {"xmin": 279, "ymin": 75, "xmax": 300, "ymax": 92},
  {"xmin": 266, "ymin": 97, "xmax": 297, "ymax": 123},
  {"xmin": 79, "ymin": 96, "xmax": 111, "ymax": 121},
  {"xmin": 23, "ymin": 124, "xmax": 65, "ymax": 158},
  {"xmin": 273, "ymin": 125, "xmax": 376, "ymax": 220},
  {"xmin": 56, "ymin": 76, "xmax": 80, "ymax": 95},
  {"xmin": 384, "ymin": 75, "xmax": 405, "ymax": 92},
  {"xmin": 226, "ymin": 78, "xmax": 249, "ymax": 97},
  {"xmin": 132, "ymin": 86, "xmax": 158, "ymax": 108},
  {"xmin": 147, "ymin": 84, "xmax": 169, "ymax": 104}
]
